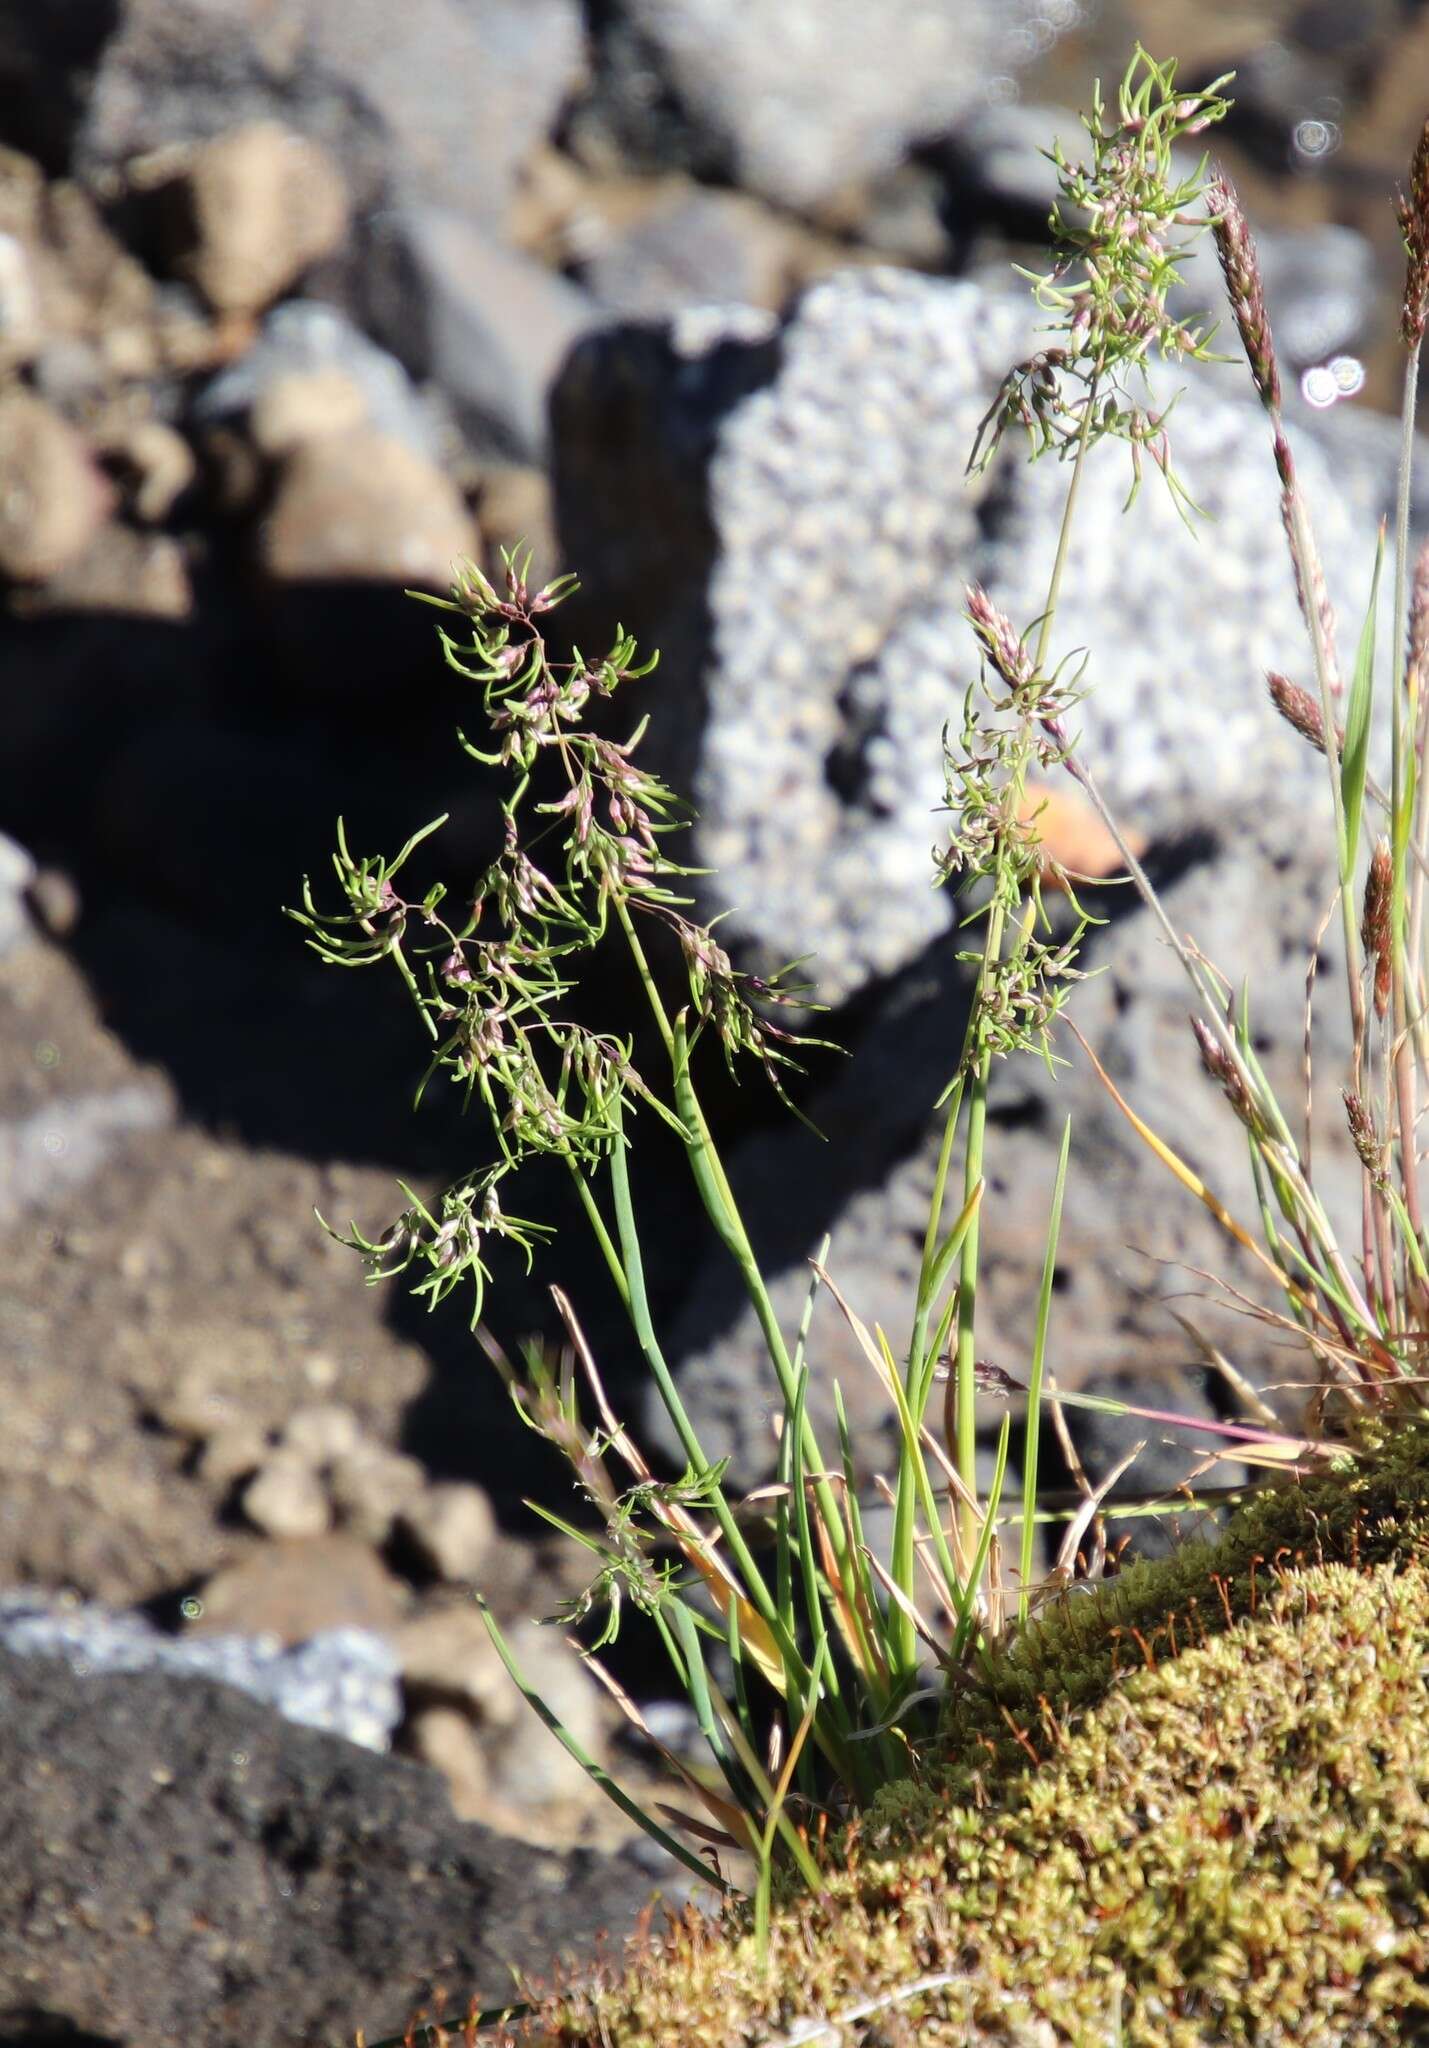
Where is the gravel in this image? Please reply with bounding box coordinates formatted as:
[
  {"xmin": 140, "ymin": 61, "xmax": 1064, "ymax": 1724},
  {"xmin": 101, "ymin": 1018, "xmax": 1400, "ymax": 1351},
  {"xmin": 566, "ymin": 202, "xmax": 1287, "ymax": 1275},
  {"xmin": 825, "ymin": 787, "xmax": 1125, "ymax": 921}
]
[{"xmin": 0, "ymin": 1593, "xmax": 402, "ymax": 1751}]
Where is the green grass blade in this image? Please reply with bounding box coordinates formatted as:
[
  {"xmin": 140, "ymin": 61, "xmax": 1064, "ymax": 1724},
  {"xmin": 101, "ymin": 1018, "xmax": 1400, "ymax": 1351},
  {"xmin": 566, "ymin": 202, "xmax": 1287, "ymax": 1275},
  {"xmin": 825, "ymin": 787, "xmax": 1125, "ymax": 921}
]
[
  {"xmin": 725, "ymin": 1585, "xmax": 759, "ymax": 1758},
  {"xmin": 919, "ymin": 1180, "xmax": 987, "ymax": 1386},
  {"xmin": 669, "ymin": 1601, "xmax": 749, "ymax": 1801},
  {"xmin": 476, "ymin": 1598, "xmax": 729, "ymax": 1895},
  {"xmin": 953, "ymin": 1411, "xmax": 1011, "ymax": 1660},
  {"xmin": 606, "ymin": 1105, "xmax": 796, "ymax": 1662},
  {"xmin": 1340, "ymin": 525, "xmax": 1384, "ymax": 880},
  {"xmin": 1019, "ymin": 1117, "xmax": 1070, "ymax": 1625}
]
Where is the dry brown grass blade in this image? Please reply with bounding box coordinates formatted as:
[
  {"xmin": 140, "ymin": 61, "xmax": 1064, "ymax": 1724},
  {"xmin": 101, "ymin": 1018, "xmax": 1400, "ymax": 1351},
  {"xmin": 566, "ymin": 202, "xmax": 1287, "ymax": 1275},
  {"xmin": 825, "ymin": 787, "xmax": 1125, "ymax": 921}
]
[
  {"xmin": 654, "ymin": 1805, "xmax": 743, "ymax": 1852},
  {"xmin": 1054, "ymin": 1440, "xmax": 1145, "ymax": 1580},
  {"xmin": 755, "ymin": 1973, "xmax": 966, "ymax": 2048},
  {"xmin": 1066, "ymin": 1020, "xmax": 1342, "ymax": 1337},
  {"xmin": 1163, "ymin": 1304, "xmax": 1284, "ymax": 1427},
  {"xmin": 809, "ymin": 1483, "xmax": 890, "ymax": 1690},
  {"xmin": 550, "ymin": 1284, "xmax": 654, "ymax": 1482},
  {"xmin": 813, "ymin": 1261, "xmax": 979, "ymax": 1576},
  {"xmin": 582, "ymin": 1649, "xmax": 759, "ymax": 1856},
  {"xmin": 860, "ymin": 1546, "xmax": 960, "ymax": 1671},
  {"xmin": 1149, "ymin": 1251, "xmax": 1376, "ymax": 1393}
]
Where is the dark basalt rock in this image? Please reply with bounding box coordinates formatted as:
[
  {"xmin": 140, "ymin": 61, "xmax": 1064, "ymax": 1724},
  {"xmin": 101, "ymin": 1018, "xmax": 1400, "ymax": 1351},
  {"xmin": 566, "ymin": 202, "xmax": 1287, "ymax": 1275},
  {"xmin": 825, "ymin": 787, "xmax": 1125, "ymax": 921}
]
[{"xmin": 0, "ymin": 1647, "xmax": 670, "ymax": 2048}]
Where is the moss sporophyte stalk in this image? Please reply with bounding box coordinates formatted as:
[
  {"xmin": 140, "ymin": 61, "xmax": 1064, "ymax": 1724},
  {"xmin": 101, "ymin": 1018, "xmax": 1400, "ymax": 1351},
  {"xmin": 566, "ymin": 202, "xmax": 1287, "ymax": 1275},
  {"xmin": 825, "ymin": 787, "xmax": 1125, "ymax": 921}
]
[{"xmin": 297, "ymin": 44, "xmax": 1429, "ymax": 2048}]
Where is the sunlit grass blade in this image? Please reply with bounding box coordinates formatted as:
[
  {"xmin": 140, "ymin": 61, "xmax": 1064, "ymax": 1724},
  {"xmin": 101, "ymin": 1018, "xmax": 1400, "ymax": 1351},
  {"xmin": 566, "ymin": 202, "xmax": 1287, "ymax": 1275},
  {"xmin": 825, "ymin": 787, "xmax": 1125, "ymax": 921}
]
[
  {"xmin": 476, "ymin": 1598, "xmax": 730, "ymax": 1895},
  {"xmin": 1340, "ymin": 524, "xmax": 1384, "ymax": 881},
  {"xmin": 1020, "ymin": 1117, "xmax": 1070, "ymax": 1623},
  {"xmin": 953, "ymin": 1411, "xmax": 1011, "ymax": 1659},
  {"xmin": 755, "ymin": 1639, "xmax": 828, "ymax": 1964}
]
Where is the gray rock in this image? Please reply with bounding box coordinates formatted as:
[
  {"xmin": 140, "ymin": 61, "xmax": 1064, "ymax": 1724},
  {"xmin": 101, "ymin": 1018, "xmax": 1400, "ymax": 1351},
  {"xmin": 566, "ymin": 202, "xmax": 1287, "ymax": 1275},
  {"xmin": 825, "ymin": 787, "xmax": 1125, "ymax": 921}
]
[
  {"xmin": 13, "ymin": 521, "xmax": 195, "ymax": 619},
  {"xmin": 0, "ymin": 386, "xmax": 110, "ymax": 582},
  {"xmin": 0, "ymin": 228, "xmax": 42, "ymax": 369},
  {"xmin": 0, "ymin": 1593, "xmax": 401, "ymax": 1750},
  {"xmin": 581, "ymin": 185, "xmax": 803, "ymax": 320},
  {"xmin": 549, "ymin": 269, "xmax": 1415, "ymax": 1521},
  {"xmin": 0, "ymin": 1082, "xmax": 174, "ymax": 1222},
  {"xmin": 256, "ymin": 424, "xmax": 478, "ymax": 587},
  {"xmin": 649, "ymin": 803, "xmax": 1347, "ymax": 1508},
  {"xmin": 397, "ymin": 1481, "xmax": 496, "ymax": 1584},
  {"xmin": 580, "ymin": 0, "xmax": 1064, "ymax": 212},
  {"xmin": 166, "ymin": 119, "xmax": 350, "ymax": 314},
  {"xmin": 1257, "ymin": 223, "xmax": 1377, "ymax": 369},
  {"xmin": 195, "ymin": 299, "xmax": 442, "ymax": 462},
  {"xmin": 1224, "ymin": 1, "xmax": 1404, "ymax": 170},
  {"xmin": 1171, "ymin": 218, "xmax": 1378, "ymax": 379},
  {"xmin": 366, "ymin": 208, "xmax": 600, "ymax": 459},
  {"xmin": 0, "ymin": 1642, "xmax": 671, "ymax": 2047},
  {"xmin": 554, "ymin": 269, "xmax": 1399, "ymax": 1006},
  {"xmin": 69, "ymin": 0, "xmax": 583, "ymax": 231},
  {"xmin": 241, "ymin": 1451, "xmax": 333, "ymax": 1540},
  {"xmin": 948, "ymin": 99, "xmax": 1081, "ymax": 223}
]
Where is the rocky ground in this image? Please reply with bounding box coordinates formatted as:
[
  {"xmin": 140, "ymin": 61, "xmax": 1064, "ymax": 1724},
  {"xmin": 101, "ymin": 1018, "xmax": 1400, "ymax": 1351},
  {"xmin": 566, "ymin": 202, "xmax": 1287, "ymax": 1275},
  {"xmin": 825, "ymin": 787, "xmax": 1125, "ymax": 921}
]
[{"xmin": 2, "ymin": 1, "xmax": 1429, "ymax": 2042}]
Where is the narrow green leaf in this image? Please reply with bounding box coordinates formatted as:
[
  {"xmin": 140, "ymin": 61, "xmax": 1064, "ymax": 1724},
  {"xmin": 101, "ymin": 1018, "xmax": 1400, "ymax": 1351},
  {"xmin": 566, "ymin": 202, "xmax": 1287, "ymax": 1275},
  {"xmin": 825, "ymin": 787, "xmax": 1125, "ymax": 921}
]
[
  {"xmin": 922, "ymin": 1180, "xmax": 987, "ymax": 1341},
  {"xmin": 475, "ymin": 1598, "xmax": 729, "ymax": 1895},
  {"xmin": 953, "ymin": 1411, "xmax": 1011, "ymax": 1660},
  {"xmin": 1019, "ymin": 1118, "xmax": 1070, "ymax": 1624},
  {"xmin": 1340, "ymin": 527, "xmax": 1384, "ymax": 879}
]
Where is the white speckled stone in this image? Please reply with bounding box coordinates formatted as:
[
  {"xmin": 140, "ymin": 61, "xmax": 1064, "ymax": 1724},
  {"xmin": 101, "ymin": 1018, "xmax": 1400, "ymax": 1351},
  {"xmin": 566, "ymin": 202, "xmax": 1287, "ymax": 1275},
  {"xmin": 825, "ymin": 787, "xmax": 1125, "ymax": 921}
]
[{"xmin": 0, "ymin": 1595, "xmax": 402, "ymax": 1751}]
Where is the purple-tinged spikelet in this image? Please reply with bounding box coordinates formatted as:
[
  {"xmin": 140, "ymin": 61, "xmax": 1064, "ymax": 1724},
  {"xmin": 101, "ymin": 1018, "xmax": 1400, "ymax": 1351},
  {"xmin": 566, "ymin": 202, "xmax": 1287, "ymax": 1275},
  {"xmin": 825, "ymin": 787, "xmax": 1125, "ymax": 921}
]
[
  {"xmin": 1208, "ymin": 172, "xmax": 1281, "ymax": 414},
  {"xmin": 1343, "ymin": 1088, "xmax": 1384, "ymax": 1181},
  {"xmin": 1267, "ymin": 671, "xmax": 1332, "ymax": 753},
  {"xmin": 1362, "ymin": 839, "xmax": 1394, "ymax": 1022},
  {"xmin": 965, "ymin": 586, "xmax": 1035, "ymax": 694},
  {"xmin": 1191, "ymin": 1016, "xmax": 1259, "ymax": 1129},
  {"xmin": 1397, "ymin": 119, "xmax": 1429, "ymax": 348}
]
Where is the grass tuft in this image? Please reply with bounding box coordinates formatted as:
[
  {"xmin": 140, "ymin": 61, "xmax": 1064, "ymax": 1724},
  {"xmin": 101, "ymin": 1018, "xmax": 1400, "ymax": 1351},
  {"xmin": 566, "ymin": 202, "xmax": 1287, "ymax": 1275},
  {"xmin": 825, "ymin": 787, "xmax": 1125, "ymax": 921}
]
[{"xmin": 519, "ymin": 1424, "xmax": 1429, "ymax": 2047}]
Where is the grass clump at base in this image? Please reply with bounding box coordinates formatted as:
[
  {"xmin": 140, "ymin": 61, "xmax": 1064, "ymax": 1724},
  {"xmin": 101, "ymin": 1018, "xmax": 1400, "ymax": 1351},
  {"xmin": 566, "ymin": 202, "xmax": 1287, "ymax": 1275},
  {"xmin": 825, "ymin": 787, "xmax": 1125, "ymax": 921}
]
[{"xmin": 522, "ymin": 1426, "xmax": 1429, "ymax": 2047}]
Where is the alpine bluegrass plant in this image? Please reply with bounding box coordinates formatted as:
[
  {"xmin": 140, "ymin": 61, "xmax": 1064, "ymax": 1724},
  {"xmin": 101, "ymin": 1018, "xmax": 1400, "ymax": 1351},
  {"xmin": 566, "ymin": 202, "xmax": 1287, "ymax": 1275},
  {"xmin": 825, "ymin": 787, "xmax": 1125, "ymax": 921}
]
[{"xmin": 291, "ymin": 47, "xmax": 1321, "ymax": 1952}]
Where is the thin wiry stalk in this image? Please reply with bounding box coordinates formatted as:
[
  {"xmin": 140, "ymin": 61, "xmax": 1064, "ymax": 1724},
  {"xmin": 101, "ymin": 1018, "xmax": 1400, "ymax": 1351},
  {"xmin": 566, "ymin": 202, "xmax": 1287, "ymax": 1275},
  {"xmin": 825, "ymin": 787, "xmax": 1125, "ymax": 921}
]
[
  {"xmin": 951, "ymin": 370, "xmax": 1102, "ymax": 1552},
  {"xmin": 1392, "ymin": 335, "xmax": 1426, "ymax": 1271},
  {"xmin": 1020, "ymin": 1118, "xmax": 1071, "ymax": 1623}
]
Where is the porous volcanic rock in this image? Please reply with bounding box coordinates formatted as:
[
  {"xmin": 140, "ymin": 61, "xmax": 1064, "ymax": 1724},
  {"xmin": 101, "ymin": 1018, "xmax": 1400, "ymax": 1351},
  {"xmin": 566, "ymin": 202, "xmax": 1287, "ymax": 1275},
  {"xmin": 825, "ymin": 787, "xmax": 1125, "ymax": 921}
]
[
  {"xmin": 0, "ymin": 1645, "xmax": 671, "ymax": 2047},
  {"xmin": 553, "ymin": 269, "xmax": 1399, "ymax": 1005}
]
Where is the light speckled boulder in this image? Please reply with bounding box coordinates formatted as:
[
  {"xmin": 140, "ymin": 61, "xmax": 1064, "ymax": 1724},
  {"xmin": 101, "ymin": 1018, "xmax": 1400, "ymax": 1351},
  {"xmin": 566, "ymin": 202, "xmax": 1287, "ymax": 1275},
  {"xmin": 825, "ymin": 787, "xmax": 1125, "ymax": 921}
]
[
  {"xmin": 552, "ymin": 266, "xmax": 1418, "ymax": 1498},
  {"xmin": 555, "ymin": 269, "xmax": 1398, "ymax": 1005}
]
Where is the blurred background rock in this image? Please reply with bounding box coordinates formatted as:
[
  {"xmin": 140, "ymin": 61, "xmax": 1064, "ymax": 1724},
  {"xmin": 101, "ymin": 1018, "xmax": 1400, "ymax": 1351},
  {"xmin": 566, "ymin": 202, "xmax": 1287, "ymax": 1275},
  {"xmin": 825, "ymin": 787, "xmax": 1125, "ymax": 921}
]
[{"xmin": 0, "ymin": 3, "xmax": 1427, "ymax": 2039}]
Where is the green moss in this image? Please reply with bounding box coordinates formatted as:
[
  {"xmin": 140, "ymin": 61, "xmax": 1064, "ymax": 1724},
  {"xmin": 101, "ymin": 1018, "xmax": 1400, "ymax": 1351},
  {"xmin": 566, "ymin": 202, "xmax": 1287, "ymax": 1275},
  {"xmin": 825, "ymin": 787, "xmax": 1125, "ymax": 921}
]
[{"xmin": 524, "ymin": 1425, "xmax": 1429, "ymax": 2046}]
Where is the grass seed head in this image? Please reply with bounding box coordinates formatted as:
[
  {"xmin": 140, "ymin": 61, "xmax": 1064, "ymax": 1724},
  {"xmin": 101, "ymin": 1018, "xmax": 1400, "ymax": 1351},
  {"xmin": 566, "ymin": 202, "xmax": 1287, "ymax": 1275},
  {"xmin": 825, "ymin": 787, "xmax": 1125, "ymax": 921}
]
[
  {"xmin": 1362, "ymin": 838, "xmax": 1393, "ymax": 1021},
  {"xmin": 1208, "ymin": 171, "xmax": 1281, "ymax": 413},
  {"xmin": 1267, "ymin": 670, "xmax": 1331, "ymax": 753},
  {"xmin": 1397, "ymin": 117, "xmax": 1429, "ymax": 347},
  {"xmin": 1408, "ymin": 536, "xmax": 1429, "ymax": 690}
]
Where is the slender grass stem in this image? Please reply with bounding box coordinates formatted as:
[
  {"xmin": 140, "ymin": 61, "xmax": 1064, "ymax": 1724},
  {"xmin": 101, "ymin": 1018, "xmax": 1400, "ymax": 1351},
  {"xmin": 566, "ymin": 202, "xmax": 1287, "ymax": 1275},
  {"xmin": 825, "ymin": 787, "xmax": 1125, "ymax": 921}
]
[
  {"xmin": 950, "ymin": 372, "xmax": 1101, "ymax": 1552},
  {"xmin": 1393, "ymin": 341, "xmax": 1426, "ymax": 1266},
  {"xmin": 1020, "ymin": 1118, "xmax": 1071, "ymax": 1624}
]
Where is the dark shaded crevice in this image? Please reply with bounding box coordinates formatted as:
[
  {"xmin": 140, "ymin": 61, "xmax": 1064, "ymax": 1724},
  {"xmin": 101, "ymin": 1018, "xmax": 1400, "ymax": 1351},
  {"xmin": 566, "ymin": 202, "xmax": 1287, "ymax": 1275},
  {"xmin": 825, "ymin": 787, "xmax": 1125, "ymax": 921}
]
[
  {"xmin": 0, "ymin": 2020, "xmax": 123, "ymax": 2048},
  {"xmin": 824, "ymin": 659, "xmax": 895, "ymax": 815},
  {"xmin": 0, "ymin": 6, "xmax": 122, "ymax": 172}
]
